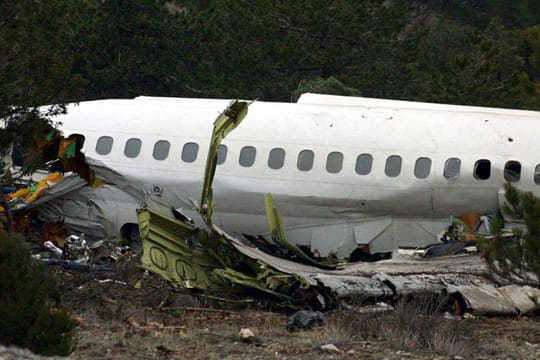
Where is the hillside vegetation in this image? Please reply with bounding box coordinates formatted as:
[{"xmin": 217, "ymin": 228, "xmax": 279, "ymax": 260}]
[{"xmin": 1, "ymin": 0, "xmax": 540, "ymax": 111}]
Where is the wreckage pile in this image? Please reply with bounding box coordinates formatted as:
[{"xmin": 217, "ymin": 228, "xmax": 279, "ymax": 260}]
[{"xmin": 1, "ymin": 101, "xmax": 539, "ymax": 322}]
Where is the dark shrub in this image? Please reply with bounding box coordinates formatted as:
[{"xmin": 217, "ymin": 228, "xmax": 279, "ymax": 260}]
[{"xmin": 0, "ymin": 231, "xmax": 76, "ymax": 355}]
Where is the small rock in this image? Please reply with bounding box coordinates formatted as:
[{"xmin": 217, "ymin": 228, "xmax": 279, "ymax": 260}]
[
  {"xmin": 239, "ymin": 328, "xmax": 255, "ymax": 342},
  {"xmin": 454, "ymin": 356, "xmax": 464, "ymax": 360},
  {"xmin": 346, "ymin": 349, "xmax": 356, "ymax": 355},
  {"xmin": 320, "ymin": 344, "xmax": 340, "ymax": 353}
]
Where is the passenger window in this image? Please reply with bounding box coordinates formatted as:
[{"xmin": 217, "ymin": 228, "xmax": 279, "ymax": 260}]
[
  {"xmin": 414, "ymin": 157, "xmax": 431, "ymax": 179},
  {"xmin": 124, "ymin": 138, "xmax": 141, "ymax": 158},
  {"xmin": 326, "ymin": 152, "xmax": 343, "ymax": 173},
  {"xmin": 297, "ymin": 150, "xmax": 314, "ymax": 171},
  {"xmin": 385, "ymin": 155, "xmax": 402, "ymax": 177},
  {"xmin": 96, "ymin": 136, "xmax": 113, "ymax": 155},
  {"xmin": 535, "ymin": 164, "xmax": 540, "ymax": 185},
  {"xmin": 474, "ymin": 159, "xmax": 491, "ymax": 180},
  {"xmin": 239, "ymin": 146, "xmax": 256, "ymax": 167},
  {"xmin": 217, "ymin": 145, "xmax": 227, "ymax": 165},
  {"xmin": 182, "ymin": 142, "xmax": 199, "ymax": 163},
  {"xmin": 355, "ymin": 154, "xmax": 373, "ymax": 175},
  {"xmin": 268, "ymin": 148, "xmax": 285, "ymax": 170},
  {"xmin": 152, "ymin": 140, "xmax": 170, "ymax": 160},
  {"xmin": 444, "ymin": 158, "xmax": 461, "ymax": 179},
  {"xmin": 504, "ymin": 161, "xmax": 521, "ymax": 182}
]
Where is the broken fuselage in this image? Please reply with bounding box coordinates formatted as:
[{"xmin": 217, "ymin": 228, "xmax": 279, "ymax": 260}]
[{"xmin": 53, "ymin": 93, "xmax": 540, "ymax": 257}]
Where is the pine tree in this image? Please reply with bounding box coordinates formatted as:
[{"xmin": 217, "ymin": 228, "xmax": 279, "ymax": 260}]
[{"xmin": 483, "ymin": 183, "xmax": 540, "ymax": 286}]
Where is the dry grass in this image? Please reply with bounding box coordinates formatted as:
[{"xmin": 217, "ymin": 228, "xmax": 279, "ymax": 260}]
[
  {"xmin": 58, "ymin": 269, "xmax": 540, "ymax": 359},
  {"xmin": 331, "ymin": 294, "xmax": 476, "ymax": 358}
]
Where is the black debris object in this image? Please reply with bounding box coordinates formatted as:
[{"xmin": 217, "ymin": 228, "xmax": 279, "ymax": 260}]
[{"xmin": 286, "ymin": 310, "xmax": 325, "ymax": 332}]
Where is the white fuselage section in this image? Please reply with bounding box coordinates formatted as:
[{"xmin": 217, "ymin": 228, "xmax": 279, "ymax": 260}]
[{"xmin": 55, "ymin": 94, "xmax": 540, "ymax": 256}]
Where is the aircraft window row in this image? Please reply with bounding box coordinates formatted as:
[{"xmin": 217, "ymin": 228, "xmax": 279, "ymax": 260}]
[
  {"xmin": 414, "ymin": 157, "xmax": 431, "ymax": 179},
  {"xmin": 444, "ymin": 158, "xmax": 461, "ymax": 179},
  {"xmin": 355, "ymin": 154, "xmax": 373, "ymax": 175},
  {"xmin": 182, "ymin": 142, "xmax": 199, "ymax": 163},
  {"xmin": 239, "ymin": 146, "xmax": 257, "ymax": 167},
  {"xmin": 95, "ymin": 137, "xmax": 531, "ymax": 183},
  {"xmin": 96, "ymin": 136, "xmax": 113, "ymax": 155},
  {"xmin": 124, "ymin": 138, "xmax": 142, "ymax": 158},
  {"xmin": 326, "ymin": 152, "xmax": 343, "ymax": 173},
  {"xmin": 505, "ymin": 161, "xmax": 521, "ymax": 182},
  {"xmin": 152, "ymin": 140, "xmax": 170, "ymax": 161},
  {"xmin": 297, "ymin": 150, "xmax": 315, "ymax": 171},
  {"xmin": 217, "ymin": 144, "xmax": 227, "ymax": 165},
  {"xmin": 385, "ymin": 155, "xmax": 402, "ymax": 177},
  {"xmin": 474, "ymin": 159, "xmax": 491, "ymax": 180},
  {"xmin": 268, "ymin": 148, "xmax": 285, "ymax": 169}
]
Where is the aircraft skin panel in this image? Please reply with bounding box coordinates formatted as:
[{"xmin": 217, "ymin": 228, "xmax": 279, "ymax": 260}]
[
  {"xmin": 60, "ymin": 97, "xmax": 532, "ymax": 155},
  {"xmin": 297, "ymin": 92, "xmax": 540, "ymax": 117},
  {"xmin": 51, "ymin": 94, "xmax": 540, "ymax": 253}
]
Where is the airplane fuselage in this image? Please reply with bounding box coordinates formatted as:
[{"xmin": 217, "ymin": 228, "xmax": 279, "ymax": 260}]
[{"xmin": 55, "ymin": 94, "xmax": 540, "ymax": 256}]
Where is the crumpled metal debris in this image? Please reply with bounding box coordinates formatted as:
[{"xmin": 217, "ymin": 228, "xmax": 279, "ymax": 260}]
[
  {"xmin": 445, "ymin": 284, "xmax": 540, "ymax": 316},
  {"xmin": 286, "ymin": 310, "xmax": 325, "ymax": 332},
  {"xmin": 63, "ymin": 233, "xmax": 90, "ymax": 264},
  {"xmin": 109, "ymin": 245, "xmax": 130, "ymax": 262},
  {"xmin": 37, "ymin": 226, "xmax": 132, "ymax": 272},
  {"xmin": 139, "ymin": 101, "xmax": 330, "ymax": 306},
  {"xmin": 7, "ymin": 172, "xmax": 87, "ymax": 211},
  {"xmin": 139, "ymin": 100, "xmax": 538, "ymax": 313},
  {"xmin": 43, "ymin": 240, "xmax": 63, "ymax": 257},
  {"xmin": 398, "ymin": 216, "xmax": 480, "ymax": 259}
]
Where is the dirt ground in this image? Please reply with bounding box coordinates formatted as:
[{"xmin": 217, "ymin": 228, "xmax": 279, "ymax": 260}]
[{"xmin": 48, "ymin": 252, "xmax": 540, "ymax": 360}]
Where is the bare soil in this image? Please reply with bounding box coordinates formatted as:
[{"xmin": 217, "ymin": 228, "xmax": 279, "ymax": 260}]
[{"xmin": 52, "ymin": 256, "xmax": 540, "ymax": 360}]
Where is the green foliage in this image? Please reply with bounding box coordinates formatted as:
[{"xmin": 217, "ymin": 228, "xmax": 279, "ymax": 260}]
[
  {"xmin": 64, "ymin": 0, "xmax": 185, "ymax": 99},
  {"xmin": 3, "ymin": 0, "xmax": 540, "ymax": 108},
  {"xmin": 0, "ymin": 1, "xmax": 83, "ymax": 111},
  {"xmin": 168, "ymin": 0, "xmax": 540, "ymax": 107},
  {"xmin": 414, "ymin": 0, "xmax": 540, "ymax": 29},
  {"xmin": 0, "ymin": 1, "xmax": 85, "ymax": 173},
  {"xmin": 0, "ymin": 232, "xmax": 77, "ymax": 355},
  {"xmin": 2, "ymin": 0, "xmax": 540, "ymax": 168},
  {"xmin": 483, "ymin": 183, "xmax": 540, "ymax": 286}
]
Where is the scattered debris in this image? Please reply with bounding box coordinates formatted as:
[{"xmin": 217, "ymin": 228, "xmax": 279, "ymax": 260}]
[
  {"xmin": 109, "ymin": 245, "xmax": 130, "ymax": 262},
  {"xmin": 63, "ymin": 233, "xmax": 90, "ymax": 264},
  {"xmin": 446, "ymin": 284, "xmax": 540, "ymax": 316},
  {"xmin": 424, "ymin": 239, "xmax": 477, "ymax": 258},
  {"xmin": 286, "ymin": 310, "xmax": 325, "ymax": 332},
  {"xmin": 341, "ymin": 301, "xmax": 394, "ymax": 314},
  {"xmin": 43, "ymin": 240, "xmax": 63, "ymax": 257},
  {"xmin": 398, "ymin": 216, "xmax": 481, "ymax": 259},
  {"xmin": 7, "ymin": 172, "xmax": 87, "ymax": 212},
  {"xmin": 28, "ymin": 222, "xmax": 133, "ymax": 273},
  {"xmin": 239, "ymin": 328, "xmax": 255, "ymax": 342},
  {"xmin": 320, "ymin": 344, "xmax": 341, "ymax": 353}
]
